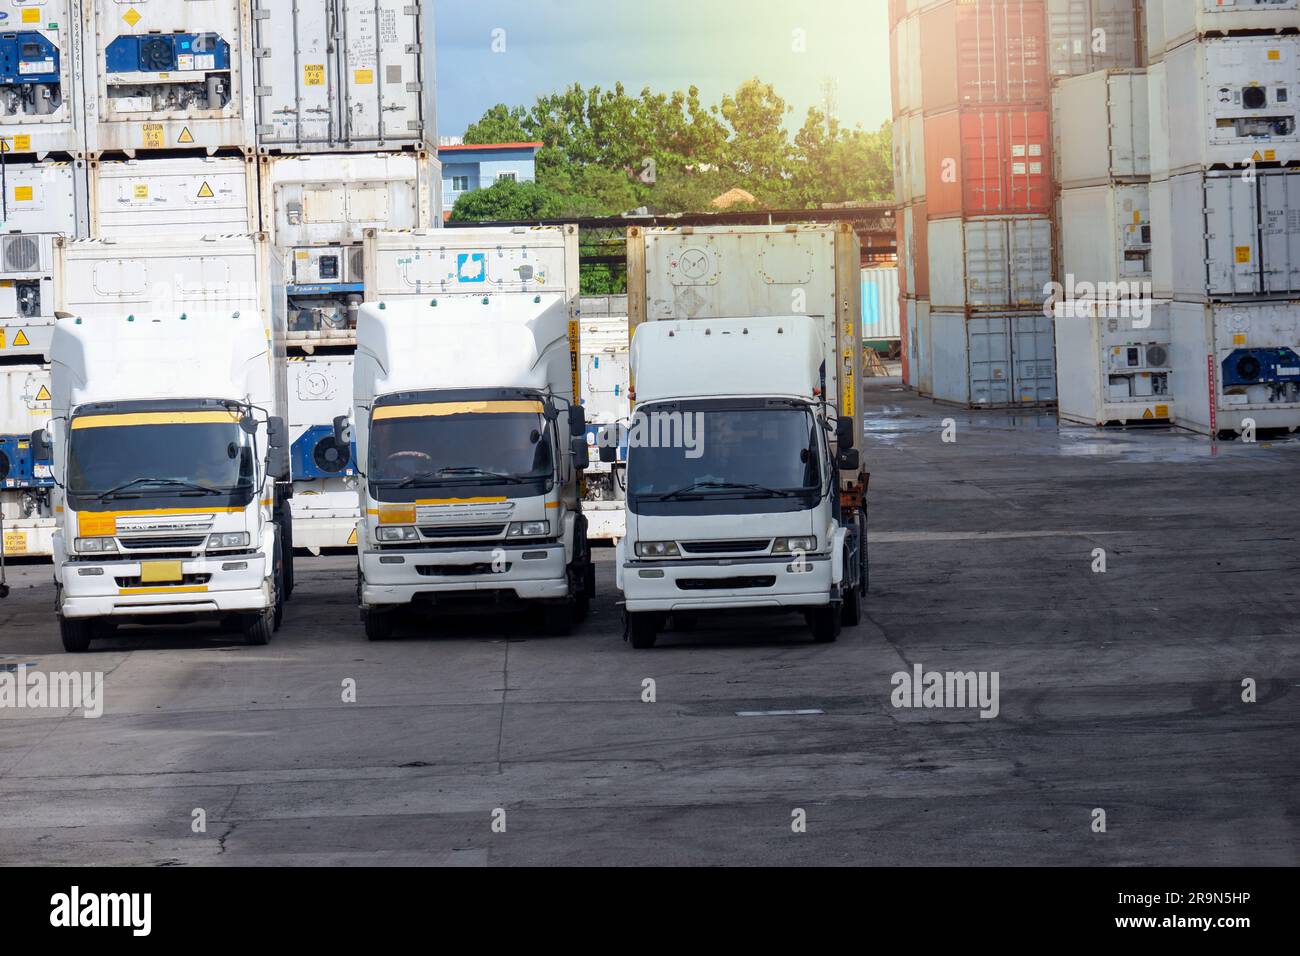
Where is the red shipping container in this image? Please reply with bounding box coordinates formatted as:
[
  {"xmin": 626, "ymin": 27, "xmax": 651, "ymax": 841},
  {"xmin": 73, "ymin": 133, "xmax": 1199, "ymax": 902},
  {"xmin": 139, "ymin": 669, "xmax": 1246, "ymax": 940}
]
[
  {"xmin": 923, "ymin": 109, "xmax": 1052, "ymax": 218},
  {"xmin": 920, "ymin": 0, "xmax": 1048, "ymax": 114}
]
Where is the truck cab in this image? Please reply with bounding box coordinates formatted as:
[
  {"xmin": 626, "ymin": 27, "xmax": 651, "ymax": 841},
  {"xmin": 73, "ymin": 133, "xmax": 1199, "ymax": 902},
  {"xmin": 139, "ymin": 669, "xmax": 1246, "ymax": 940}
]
[
  {"xmin": 615, "ymin": 316, "xmax": 866, "ymax": 647},
  {"xmin": 347, "ymin": 294, "xmax": 595, "ymax": 639},
  {"xmin": 37, "ymin": 311, "xmax": 293, "ymax": 651}
]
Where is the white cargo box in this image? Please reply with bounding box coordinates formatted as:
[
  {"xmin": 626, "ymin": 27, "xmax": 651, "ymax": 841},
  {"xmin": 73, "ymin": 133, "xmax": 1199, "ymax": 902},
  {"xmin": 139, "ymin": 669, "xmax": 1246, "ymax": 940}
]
[
  {"xmin": 83, "ymin": 0, "xmax": 256, "ymax": 153},
  {"xmin": 0, "ymin": 0, "xmax": 86, "ymax": 156},
  {"xmin": 1055, "ymin": 301, "xmax": 1176, "ymax": 427},
  {"xmin": 1047, "ymin": 0, "xmax": 1139, "ymax": 78},
  {"xmin": 928, "ymin": 311, "xmax": 1057, "ymax": 407},
  {"xmin": 1153, "ymin": 170, "xmax": 1300, "ymax": 299},
  {"xmin": 1054, "ymin": 69, "xmax": 1149, "ymax": 187},
  {"xmin": 0, "ymin": 232, "xmax": 58, "ymax": 331},
  {"xmin": 365, "ymin": 224, "xmax": 579, "ymax": 301},
  {"xmin": 253, "ymin": 0, "xmax": 435, "ymax": 154},
  {"xmin": 0, "ymin": 159, "xmax": 89, "ymax": 236},
  {"xmin": 1164, "ymin": 36, "xmax": 1300, "ymax": 173},
  {"xmin": 89, "ymin": 152, "xmax": 257, "ymax": 238},
  {"xmin": 1169, "ymin": 299, "xmax": 1300, "ymax": 436},
  {"xmin": 1060, "ymin": 183, "xmax": 1151, "ymax": 289},
  {"xmin": 260, "ymin": 151, "xmax": 438, "ymax": 253},
  {"xmin": 928, "ymin": 216, "xmax": 1054, "ymax": 309},
  {"xmin": 1163, "ymin": 0, "xmax": 1300, "ymax": 56}
]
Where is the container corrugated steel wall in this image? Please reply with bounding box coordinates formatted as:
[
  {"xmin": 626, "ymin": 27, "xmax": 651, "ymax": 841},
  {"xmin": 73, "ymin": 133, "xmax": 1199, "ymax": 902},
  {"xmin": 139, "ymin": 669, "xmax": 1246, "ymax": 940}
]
[
  {"xmin": 919, "ymin": 0, "xmax": 1050, "ymax": 114},
  {"xmin": 862, "ymin": 268, "xmax": 901, "ymax": 343},
  {"xmin": 924, "ymin": 109, "xmax": 1053, "ymax": 217}
]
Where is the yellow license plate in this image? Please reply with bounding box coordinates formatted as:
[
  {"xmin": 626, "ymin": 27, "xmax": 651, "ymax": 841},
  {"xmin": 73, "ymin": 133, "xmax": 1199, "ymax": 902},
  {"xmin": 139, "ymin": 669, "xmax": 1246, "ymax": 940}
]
[
  {"xmin": 3, "ymin": 531, "xmax": 27, "ymax": 555},
  {"xmin": 140, "ymin": 561, "xmax": 183, "ymax": 584}
]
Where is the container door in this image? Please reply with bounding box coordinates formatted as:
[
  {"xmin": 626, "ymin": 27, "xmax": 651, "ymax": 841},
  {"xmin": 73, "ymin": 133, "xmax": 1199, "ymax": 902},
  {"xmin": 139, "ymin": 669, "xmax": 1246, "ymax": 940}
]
[
  {"xmin": 254, "ymin": 0, "xmax": 339, "ymax": 149},
  {"xmin": 339, "ymin": 0, "xmax": 424, "ymax": 149},
  {"xmin": 1260, "ymin": 171, "xmax": 1300, "ymax": 295},
  {"xmin": 1011, "ymin": 315, "xmax": 1058, "ymax": 404},
  {"xmin": 967, "ymin": 316, "xmax": 1012, "ymax": 406},
  {"xmin": 964, "ymin": 219, "xmax": 1010, "ymax": 306},
  {"xmin": 1204, "ymin": 175, "xmax": 1261, "ymax": 296},
  {"xmin": 1008, "ymin": 217, "xmax": 1054, "ymax": 306}
]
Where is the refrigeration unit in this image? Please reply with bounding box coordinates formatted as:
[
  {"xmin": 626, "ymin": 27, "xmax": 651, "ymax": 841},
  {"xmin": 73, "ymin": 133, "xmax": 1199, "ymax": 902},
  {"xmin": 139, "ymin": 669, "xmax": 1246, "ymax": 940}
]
[
  {"xmin": 1056, "ymin": 302, "xmax": 1175, "ymax": 427},
  {"xmin": 0, "ymin": 0, "xmax": 85, "ymax": 155}
]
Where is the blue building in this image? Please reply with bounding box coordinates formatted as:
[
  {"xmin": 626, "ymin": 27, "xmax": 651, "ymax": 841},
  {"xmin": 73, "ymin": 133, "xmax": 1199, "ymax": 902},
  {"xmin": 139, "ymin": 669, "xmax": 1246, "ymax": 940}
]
[{"xmin": 438, "ymin": 141, "xmax": 542, "ymax": 218}]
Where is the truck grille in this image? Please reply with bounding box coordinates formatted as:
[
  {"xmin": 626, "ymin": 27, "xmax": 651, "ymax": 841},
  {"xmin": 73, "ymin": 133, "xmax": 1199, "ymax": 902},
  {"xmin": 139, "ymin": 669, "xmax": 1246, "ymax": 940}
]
[
  {"xmin": 118, "ymin": 535, "xmax": 207, "ymax": 551},
  {"xmin": 679, "ymin": 539, "xmax": 771, "ymax": 554},
  {"xmin": 115, "ymin": 573, "xmax": 212, "ymax": 588},
  {"xmin": 415, "ymin": 563, "xmax": 509, "ymax": 577},
  {"xmin": 676, "ymin": 576, "xmax": 776, "ymax": 590},
  {"xmin": 420, "ymin": 524, "xmax": 506, "ymax": 539}
]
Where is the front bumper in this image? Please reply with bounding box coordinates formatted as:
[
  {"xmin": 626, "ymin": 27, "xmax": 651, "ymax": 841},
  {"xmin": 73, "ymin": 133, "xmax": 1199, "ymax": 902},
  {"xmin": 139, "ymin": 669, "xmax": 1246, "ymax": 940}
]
[
  {"xmin": 620, "ymin": 552, "xmax": 833, "ymax": 613},
  {"xmin": 59, "ymin": 551, "xmax": 273, "ymax": 619},
  {"xmin": 361, "ymin": 542, "xmax": 569, "ymax": 607}
]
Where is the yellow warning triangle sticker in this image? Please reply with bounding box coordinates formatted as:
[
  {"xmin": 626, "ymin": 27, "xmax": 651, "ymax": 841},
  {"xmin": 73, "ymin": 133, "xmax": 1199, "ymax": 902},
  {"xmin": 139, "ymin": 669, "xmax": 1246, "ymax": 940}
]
[
  {"xmin": 347, "ymin": 528, "xmax": 357, "ymax": 545},
  {"xmin": 1142, "ymin": 409, "xmax": 1154, "ymax": 419},
  {"xmin": 36, "ymin": 385, "xmax": 51, "ymax": 401},
  {"xmin": 178, "ymin": 126, "xmax": 194, "ymax": 144},
  {"xmin": 197, "ymin": 181, "xmax": 214, "ymax": 199},
  {"xmin": 1252, "ymin": 151, "xmax": 1263, "ymax": 162},
  {"xmin": 12, "ymin": 329, "xmax": 30, "ymax": 347}
]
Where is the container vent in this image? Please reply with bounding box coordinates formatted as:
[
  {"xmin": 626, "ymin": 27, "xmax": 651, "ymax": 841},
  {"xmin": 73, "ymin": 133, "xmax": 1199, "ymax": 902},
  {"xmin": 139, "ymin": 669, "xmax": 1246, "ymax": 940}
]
[
  {"xmin": 3, "ymin": 236, "xmax": 40, "ymax": 273},
  {"xmin": 1146, "ymin": 345, "xmax": 1169, "ymax": 368},
  {"xmin": 311, "ymin": 435, "xmax": 350, "ymax": 474},
  {"xmin": 349, "ymin": 246, "xmax": 364, "ymax": 282}
]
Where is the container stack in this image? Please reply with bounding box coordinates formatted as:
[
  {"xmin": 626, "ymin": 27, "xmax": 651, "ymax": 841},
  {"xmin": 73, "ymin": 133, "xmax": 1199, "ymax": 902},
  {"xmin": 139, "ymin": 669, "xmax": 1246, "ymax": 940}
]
[
  {"xmin": 1147, "ymin": 0, "xmax": 1300, "ymax": 437},
  {"xmin": 893, "ymin": 0, "xmax": 1058, "ymax": 407},
  {"xmin": 1048, "ymin": 3, "xmax": 1166, "ymax": 426}
]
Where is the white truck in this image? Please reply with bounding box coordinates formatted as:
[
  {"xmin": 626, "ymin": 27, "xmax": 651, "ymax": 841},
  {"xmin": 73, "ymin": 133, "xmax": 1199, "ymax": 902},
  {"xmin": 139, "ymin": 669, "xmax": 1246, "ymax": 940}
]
[
  {"xmin": 614, "ymin": 223, "xmax": 868, "ymax": 648},
  {"xmin": 32, "ymin": 235, "xmax": 293, "ymax": 651},
  {"xmin": 340, "ymin": 292, "xmax": 595, "ymax": 639}
]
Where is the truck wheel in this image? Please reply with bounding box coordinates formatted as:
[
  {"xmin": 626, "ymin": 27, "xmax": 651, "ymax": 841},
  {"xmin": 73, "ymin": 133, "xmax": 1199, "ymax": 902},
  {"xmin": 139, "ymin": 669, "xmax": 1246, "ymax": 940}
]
[
  {"xmin": 841, "ymin": 582, "xmax": 862, "ymax": 626},
  {"xmin": 59, "ymin": 616, "xmax": 95, "ymax": 653},
  {"xmin": 810, "ymin": 605, "xmax": 841, "ymax": 644},
  {"xmin": 272, "ymin": 541, "xmax": 286, "ymax": 632},
  {"xmin": 543, "ymin": 601, "xmax": 575, "ymax": 636},
  {"xmin": 364, "ymin": 609, "xmax": 396, "ymax": 641},
  {"xmin": 627, "ymin": 612, "xmax": 658, "ymax": 649},
  {"xmin": 859, "ymin": 509, "xmax": 869, "ymax": 594},
  {"xmin": 584, "ymin": 560, "xmax": 596, "ymax": 599},
  {"xmin": 242, "ymin": 606, "xmax": 274, "ymax": 646}
]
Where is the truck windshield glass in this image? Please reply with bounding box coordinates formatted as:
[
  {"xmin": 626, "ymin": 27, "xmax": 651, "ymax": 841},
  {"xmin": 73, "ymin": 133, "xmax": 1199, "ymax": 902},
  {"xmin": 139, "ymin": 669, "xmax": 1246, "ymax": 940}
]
[
  {"xmin": 369, "ymin": 401, "xmax": 553, "ymax": 491},
  {"xmin": 66, "ymin": 411, "xmax": 256, "ymax": 507},
  {"xmin": 628, "ymin": 405, "xmax": 820, "ymax": 502}
]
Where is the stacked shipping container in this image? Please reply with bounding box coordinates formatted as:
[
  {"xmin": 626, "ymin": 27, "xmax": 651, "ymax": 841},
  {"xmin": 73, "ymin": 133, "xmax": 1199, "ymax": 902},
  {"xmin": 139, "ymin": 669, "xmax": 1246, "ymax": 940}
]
[
  {"xmin": 1147, "ymin": 0, "xmax": 1300, "ymax": 437},
  {"xmin": 893, "ymin": 0, "xmax": 1059, "ymax": 407}
]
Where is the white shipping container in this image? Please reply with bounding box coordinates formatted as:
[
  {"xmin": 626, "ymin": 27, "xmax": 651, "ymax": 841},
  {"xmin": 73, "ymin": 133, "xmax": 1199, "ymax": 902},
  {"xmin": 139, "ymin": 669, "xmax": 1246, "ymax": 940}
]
[
  {"xmin": 862, "ymin": 267, "xmax": 902, "ymax": 341},
  {"xmin": 0, "ymin": 232, "xmax": 58, "ymax": 327},
  {"xmin": 1055, "ymin": 69, "xmax": 1149, "ymax": 187},
  {"xmin": 929, "ymin": 216, "xmax": 1054, "ymax": 309},
  {"xmin": 0, "ymin": 362, "xmax": 56, "ymax": 558},
  {"xmin": 908, "ymin": 297, "xmax": 933, "ymax": 395},
  {"xmin": 1060, "ymin": 183, "xmax": 1151, "ymax": 289},
  {"xmin": 287, "ymin": 354, "xmax": 358, "ymax": 553},
  {"xmin": 1146, "ymin": 0, "xmax": 1166, "ymax": 65},
  {"xmin": 1155, "ymin": 170, "xmax": 1300, "ymax": 299},
  {"xmin": 894, "ymin": 15, "xmax": 922, "ymax": 116},
  {"xmin": 1047, "ymin": 0, "xmax": 1139, "ymax": 78},
  {"xmin": 0, "ymin": 0, "xmax": 86, "ymax": 156},
  {"xmin": 89, "ymin": 153, "xmax": 257, "ymax": 238},
  {"xmin": 1163, "ymin": 0, "xmax": 1300, "ymax": 56},
  {"xmin": 83, "ymin": 0, "xmax": 256, "ymax": 153},
  {"xmin": 902, "ymin": 112, "xmax": 925, "ymax": 203},
  {"xmin": 929, "ymin": 311, "xmax": 1057, "ymax": 406},
  {"xmin": 1164, "ymin": 36, "xmax": 1300, "ymax": 173},
  {"xmin": 1055, "ymin": 300, "xmax": 1176, "ymax": 427},
  {"xmin": 253, "ymin": 0, "xmax": 435, "ymax": 154},
  {"xmin": 0, "ymin": 159, "xmax": 89, "ymax": 236},
  {"xmin": 260, "ymin": 151, "xmax": 438, "ymax": 255},
  {"xmin": 1168, "ymin": 299, "xmax": 1300, "ymax": 435}
]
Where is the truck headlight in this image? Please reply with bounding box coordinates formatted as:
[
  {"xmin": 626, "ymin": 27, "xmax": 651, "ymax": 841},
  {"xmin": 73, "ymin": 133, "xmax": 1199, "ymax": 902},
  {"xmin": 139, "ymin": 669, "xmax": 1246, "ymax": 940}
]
[
  {"xmin": 207, "ymin": 532, "xmax": 251, "ymax": 550},
  {"xmin": 634, "ymin": 540, "xmax": 680, "ymax": 557},
  {"xmin": 376, "ymin": 526, "xmax": 419, "ymax": 542},
  {"xmin": 74, "ymin": 536, "xmax": 118, "ymax": 553},
  {"xmin": 772, "ymin": 536, "xmax": 817, "ymax": 554},
  {"xmin": 507, "ymin": 520, "xmax": 549, "ymax": 538}
]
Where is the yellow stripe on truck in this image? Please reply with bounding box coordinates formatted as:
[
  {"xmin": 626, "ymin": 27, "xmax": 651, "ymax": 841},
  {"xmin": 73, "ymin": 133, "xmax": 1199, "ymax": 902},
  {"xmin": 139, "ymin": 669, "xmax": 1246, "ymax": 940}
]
[
  {"xmin": 118, "ymin": 586, "xmax": 210, "ymax": 596},
  {"xmin": 76, "ymin": 506, "xmax": 246, "ymax": 538},
  {"xmin": 372, "ymin": 400, "xmax": 543, "ymax": 420},
  {"xmin": 71, "ymin": 410, "xmax": 242, "ymax": 429}
]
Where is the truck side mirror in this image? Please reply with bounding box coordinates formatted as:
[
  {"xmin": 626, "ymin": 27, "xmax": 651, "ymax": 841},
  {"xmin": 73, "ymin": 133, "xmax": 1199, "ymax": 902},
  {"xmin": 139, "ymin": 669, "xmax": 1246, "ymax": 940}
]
[
  {"xmin": 333, "ymin": 414, "xmax": 353, "ymax": 447},
  {"xmin": 836, "ymin": 417, "xmax": 855, "ymax": 451},
  {"xmin": 836, "ymin": 447, "xmax": 860, "ymax": 473},
  {"xmin": 29, "ymin": 429, "xmax": 52, "ymax": 464},
  {"xmin": 266, "ymin": 416, "xmax": 291, "ymax": 480},
  {"xmin": 569, "ymin": 404, "xmax": 586, "ymax": 438},
  {"xmin": 596, "ymin": 424, "xmax": 619, "ymax": 463},
  {"xmin": 570, "ymin": 435, "xmax": 590, "ymax": 471}
]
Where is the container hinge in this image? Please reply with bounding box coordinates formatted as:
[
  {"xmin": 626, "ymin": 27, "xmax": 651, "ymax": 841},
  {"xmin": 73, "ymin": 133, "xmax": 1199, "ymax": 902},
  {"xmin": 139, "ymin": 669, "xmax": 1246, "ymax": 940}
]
[
  {"xmin": 256, "ymin": 124, "xmax": 276, "ymax": 136},
  {"xmin": 254, "ymin": 48, "xmax": 272, "ymax": 58},
  {"xmin": 406, "ymin": 82, "xmax": 422, "ymax": 93},
  {"xmin": 251, "ymin": 7, "xmax": 271, "ymax": 19},
  {"xmin": 255, "ymin": 86, "xmax": 273, "ymax": 97},
  {"xmin": 407, "ymin": 121, "xmax": 422, "ymax": 131},
  {"xmin": 406, "ymin": 43, "xmax": 421, "ymax": 55}
]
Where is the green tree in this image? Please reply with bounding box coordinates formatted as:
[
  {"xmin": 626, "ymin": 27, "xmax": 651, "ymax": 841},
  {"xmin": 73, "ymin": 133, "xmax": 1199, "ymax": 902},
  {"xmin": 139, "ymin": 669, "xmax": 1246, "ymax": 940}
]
[
  {"xmin": 462, "ymin": 103, "xmax": 531, "ymax": 145},
  {"xmin": 718, "ymin": 78, "xmax": 794, "ymax": 203},
  {"xmin": 791, "ymin": 111, "xmax": 894, "ymax": 207},
  {"xmin": 449, "ymin": 178, "xmax": 560, "ymax": 222}
]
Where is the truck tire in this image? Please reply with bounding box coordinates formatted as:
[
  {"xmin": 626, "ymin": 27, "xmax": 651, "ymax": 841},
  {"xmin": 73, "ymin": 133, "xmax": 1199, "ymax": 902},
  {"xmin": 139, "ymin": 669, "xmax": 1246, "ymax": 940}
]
[
  {"xmin": 841, "ymin": 583, "xmax": 862, "ymax": 626},
  {"xmin": 242, "ymin": 605, "xmax": 274, "ymax": 646},
  {"xmin": 364, "ymin": 609, "xmax": 396, "ymax": 641},
  {"xmin": 543, "ymin": 601, "xmax": 575, "ymax": 636},
  {"xmin": 59, "ymin": 616, "xmax": 95, "ymax": 653},
  {"xmin": 810, "ymin": 605, "xmax": 841, "ymax": 643},
  {"xmin": 272, "ymin": 540, "xmax": 286, "ymax": 632},
  {"xmin": 627, "ymin": 612, "xmax": 657, "ymax": 649}
]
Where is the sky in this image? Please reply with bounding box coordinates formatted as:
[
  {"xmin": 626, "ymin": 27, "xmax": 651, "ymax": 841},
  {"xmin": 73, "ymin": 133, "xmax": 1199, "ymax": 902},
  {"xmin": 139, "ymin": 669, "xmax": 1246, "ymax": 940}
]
[{"xmin": 434, "ymin": 0, "xmax": 892, "ymax": 140}]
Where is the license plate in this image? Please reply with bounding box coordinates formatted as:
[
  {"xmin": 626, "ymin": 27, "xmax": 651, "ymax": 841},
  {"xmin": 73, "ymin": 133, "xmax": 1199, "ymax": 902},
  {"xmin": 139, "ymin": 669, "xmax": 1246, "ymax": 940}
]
[
  {"xmin": 2, "ymin": 531, "xmax": 27, "ymax": 555},
  {"xmin": 140, "ymin": 560, "xmax": 183, "ymax": 584}
]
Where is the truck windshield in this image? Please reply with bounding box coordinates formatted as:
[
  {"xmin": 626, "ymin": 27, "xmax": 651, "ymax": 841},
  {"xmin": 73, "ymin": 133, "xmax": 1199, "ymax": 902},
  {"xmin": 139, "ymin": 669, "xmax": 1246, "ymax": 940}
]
[
  {"xmin": 369, "ymin": 400, "xmax": 553, "ymax": 496},
  {"xmin": 66, "ymin": 411, "xmax": 256, "ymax": 510},
  {"xmin": 627, "ymin": 403, "xmax": 822, "ymax": 512}
]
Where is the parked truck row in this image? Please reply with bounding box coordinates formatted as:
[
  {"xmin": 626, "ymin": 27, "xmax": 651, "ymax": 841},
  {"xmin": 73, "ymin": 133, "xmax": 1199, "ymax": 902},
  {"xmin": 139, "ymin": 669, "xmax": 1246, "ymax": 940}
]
[{"xmin": 2, "ymin": 222, "xmax": 870, "ymax": 651}]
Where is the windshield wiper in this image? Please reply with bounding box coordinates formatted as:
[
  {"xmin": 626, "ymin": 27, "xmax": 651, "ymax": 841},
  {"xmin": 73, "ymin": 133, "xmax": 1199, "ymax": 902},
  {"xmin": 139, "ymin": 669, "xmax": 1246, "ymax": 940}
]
[
  {"xmin": 88, "ymin": 477, "xmax": 227, "ymax": 501},
  {"xmin": 648, "ymin": 480, "xmax": 802, "ymax": 501},
  {"xmin": 380, "ymin": 467, "xmax": 529, "ymax": 489}
]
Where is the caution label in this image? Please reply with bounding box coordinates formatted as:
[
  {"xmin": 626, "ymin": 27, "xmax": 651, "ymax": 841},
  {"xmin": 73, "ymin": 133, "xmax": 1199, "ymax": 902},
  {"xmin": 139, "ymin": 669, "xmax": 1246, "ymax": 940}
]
[
  {"xmin": 122, "ymin": 7, "xmax": 141, "ymax": 27},
  {"xmin": 347, "ymin": 528, "xmax": 357, "ymax": 546},
  {"xmin": 14, "ymin": 186, "xmax": 32, "ymax": 201},
  {"xmin": 196, "ymin": 181, "xmax": 214, "ymax": 199},
  {"xmin": 13, "ymin": 329, "xmax": 30, "ymax": 347},
  {"xmin": 177, "ymin": 126, "xmax": 194, "ymax": 144},
  {"xmin": 142, "ymin": 123, "xmax": 164, "ymax": 149},
  {"xmin": 35, "ymin": 384, "xmax": 51, "ymax": 402},
  {"xmin": 1235, "ymin": 246, "xmax": 1252, "ymax": 264},
  {"xmin": 304, "ymin": 64, "xmax": 325, "ymax": 86},
  {"xmin": 133, "ymin": 184, "xmax": 148, "ymax": 199},
  {"xmin": 354, "ymin": 69, "xmax": 374, "ymax": 85},
  {"xmin": 22, "ymin": 7, "xmax": 39, "ymax": 23}
]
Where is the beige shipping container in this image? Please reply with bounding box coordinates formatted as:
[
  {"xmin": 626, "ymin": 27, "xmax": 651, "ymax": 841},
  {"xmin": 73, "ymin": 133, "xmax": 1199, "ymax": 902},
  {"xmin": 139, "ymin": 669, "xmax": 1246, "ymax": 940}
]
[{"xmin": 89, "ymin": 152, "xmax": 258, "ymax": 237}]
